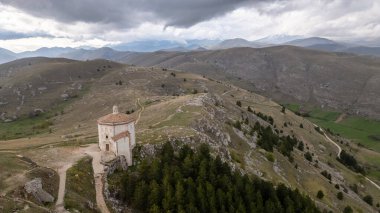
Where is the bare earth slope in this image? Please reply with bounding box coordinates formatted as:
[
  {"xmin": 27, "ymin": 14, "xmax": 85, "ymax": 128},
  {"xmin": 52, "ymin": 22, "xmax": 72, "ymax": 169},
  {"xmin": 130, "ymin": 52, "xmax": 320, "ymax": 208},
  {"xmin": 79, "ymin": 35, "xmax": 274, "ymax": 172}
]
[{"xmin": 118, "ymin": 46, "xmax": 380, "ymax": 119}]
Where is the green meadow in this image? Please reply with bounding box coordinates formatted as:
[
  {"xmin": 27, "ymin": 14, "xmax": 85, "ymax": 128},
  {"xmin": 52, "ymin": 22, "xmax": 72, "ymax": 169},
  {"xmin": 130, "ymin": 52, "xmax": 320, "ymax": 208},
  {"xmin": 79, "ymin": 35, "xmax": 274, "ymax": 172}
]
[{"xmin": 285, "ymin": 104, "xmax": 380, "ymax": 152}]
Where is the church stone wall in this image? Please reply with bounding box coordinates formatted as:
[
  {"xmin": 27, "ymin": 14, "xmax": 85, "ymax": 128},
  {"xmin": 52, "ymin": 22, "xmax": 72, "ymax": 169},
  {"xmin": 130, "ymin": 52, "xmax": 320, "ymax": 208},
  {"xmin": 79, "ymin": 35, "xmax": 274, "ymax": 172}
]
[{"xmin": 98, "ymin": 106, "xmax": 135, "ymax": 166}]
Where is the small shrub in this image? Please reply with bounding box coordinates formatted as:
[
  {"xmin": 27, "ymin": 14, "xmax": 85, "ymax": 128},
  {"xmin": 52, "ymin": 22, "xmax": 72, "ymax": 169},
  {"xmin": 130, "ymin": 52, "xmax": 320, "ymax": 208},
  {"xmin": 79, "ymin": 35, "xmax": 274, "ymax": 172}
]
[
  {"xmin": 349, "ymin": 184, "xmax": 358, "ymax": 193},
  {"xmin": 304, "ymin": 152, "xmax": 313, "ymax": 162},
  {"xmin": 297, "ymin": 141, "xmax": 304, "ymax": 151},
  {"xmin": 343, "ymin": 206, "xmax": 353, "ymax": 213},
  {"xmin": 321, "ymin": 170, "xmax": 332, "ymax": 181},
  {"xmin": 363, "ymin": 195, "xmax": 373, "ymax": 206},
  {"xmin": 236, "ymin": 101, "xmax": 242, "ymax": 107},
  {"xmin": 317, "ymin": 190, "xmax": 324, "ymax": 199},
  {"xmin": 337, "ymin": 192, "xmax": 343, "ymax": 200},
  {"xmin": 314, "ymin": 126, "xmax": 323, "ymax": 134},
  {"xmin": 247, "ymin": 106, "xmax": 253, "ymax": 112},
  {"xmin": 233, "ymin": 120, "xmax": 242, "ymax": 130},
  {"xmin": 265, "ymin": 153, "xmax": 275, "ymax": 162}
]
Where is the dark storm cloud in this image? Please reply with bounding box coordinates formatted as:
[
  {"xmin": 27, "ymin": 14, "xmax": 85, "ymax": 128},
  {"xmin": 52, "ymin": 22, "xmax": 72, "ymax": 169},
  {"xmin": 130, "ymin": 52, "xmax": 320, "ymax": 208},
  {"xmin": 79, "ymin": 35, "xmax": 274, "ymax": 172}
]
[{"xmin": 0, "ymin": 0, "xmax": 271, "ymax": 28}]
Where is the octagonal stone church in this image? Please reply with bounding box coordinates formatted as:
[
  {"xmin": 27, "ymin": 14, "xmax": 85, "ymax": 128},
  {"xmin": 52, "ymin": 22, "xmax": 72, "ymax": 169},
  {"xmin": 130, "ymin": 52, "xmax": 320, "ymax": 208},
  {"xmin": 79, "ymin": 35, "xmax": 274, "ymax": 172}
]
[{"xmin": 97, "ymin": 105, "xmax": 136, "ymax": 166}]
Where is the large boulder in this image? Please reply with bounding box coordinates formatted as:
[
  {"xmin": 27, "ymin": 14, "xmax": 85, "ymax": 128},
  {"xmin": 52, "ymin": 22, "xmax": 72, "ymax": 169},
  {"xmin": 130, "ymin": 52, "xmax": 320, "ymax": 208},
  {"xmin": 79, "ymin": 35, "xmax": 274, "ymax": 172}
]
[{"xmin": 24, "ymin": 178, "xmax": 54, "ymax": 203}]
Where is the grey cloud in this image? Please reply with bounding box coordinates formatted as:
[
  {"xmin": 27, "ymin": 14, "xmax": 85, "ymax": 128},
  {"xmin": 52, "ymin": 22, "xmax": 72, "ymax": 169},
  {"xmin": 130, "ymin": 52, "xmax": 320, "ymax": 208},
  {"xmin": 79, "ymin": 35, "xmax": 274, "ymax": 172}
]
[
  {"xmin": 0, "ymin": 0, "xmax": 270, "ymax": 28},
  {"xmin": 0, "ymin": 30, "xmax": 52, "ymax": 40}
]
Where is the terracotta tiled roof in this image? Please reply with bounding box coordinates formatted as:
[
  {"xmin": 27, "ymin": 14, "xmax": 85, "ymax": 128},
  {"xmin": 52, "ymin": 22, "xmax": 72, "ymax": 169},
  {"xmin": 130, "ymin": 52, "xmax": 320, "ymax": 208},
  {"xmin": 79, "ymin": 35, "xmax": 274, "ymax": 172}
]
[
  {"xmin": 97, "ymin": 112, "xmax": 135, "ymax": 125},
  {"xmin": 112, "ymin": 131, "xmax": 130, "ymax": 141}
]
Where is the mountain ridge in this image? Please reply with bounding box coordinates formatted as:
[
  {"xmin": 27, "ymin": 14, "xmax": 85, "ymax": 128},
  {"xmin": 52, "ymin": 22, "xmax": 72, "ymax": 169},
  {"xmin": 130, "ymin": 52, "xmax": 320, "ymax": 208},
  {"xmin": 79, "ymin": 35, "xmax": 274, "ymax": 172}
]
[
  {"xmin": 2, "ymin": 36, "xmax": 380, "ymax": 65},
  {"xmin": 115, "ymin": 46, "xmax": 380, "ymax": 120}
]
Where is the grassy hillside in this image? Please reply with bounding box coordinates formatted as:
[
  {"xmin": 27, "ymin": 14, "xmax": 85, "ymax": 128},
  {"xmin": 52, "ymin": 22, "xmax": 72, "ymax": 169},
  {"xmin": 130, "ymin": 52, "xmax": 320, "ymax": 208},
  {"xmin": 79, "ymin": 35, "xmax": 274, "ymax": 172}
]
[
  {"xmin": 0, "ymin": 57, "xmax": 123, "ymax": 118},
  {"xmin": 0, "ymin": 59, "xmax": 379, "ymax": 212},
  {"xmin": 117, "ymin": 46, "xmax": 380, "ymax": 120}
]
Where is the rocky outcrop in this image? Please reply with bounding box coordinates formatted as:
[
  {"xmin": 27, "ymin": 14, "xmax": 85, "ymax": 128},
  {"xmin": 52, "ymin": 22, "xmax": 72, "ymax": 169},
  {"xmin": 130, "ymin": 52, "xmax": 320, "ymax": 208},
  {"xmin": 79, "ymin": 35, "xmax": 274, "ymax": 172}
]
[
  {"xmin": 24, "ymin": 178, "xmax": 54, "ymax": 204},
  {"xmin": 104, "ymin": 155, "xmax": 128, "ymax": 174}
]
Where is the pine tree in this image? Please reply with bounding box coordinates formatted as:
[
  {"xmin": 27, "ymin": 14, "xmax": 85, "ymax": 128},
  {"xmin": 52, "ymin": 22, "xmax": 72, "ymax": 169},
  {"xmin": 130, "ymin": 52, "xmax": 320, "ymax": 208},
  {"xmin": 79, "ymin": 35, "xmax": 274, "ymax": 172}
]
[
  {"xmin": 149, "ymin": 159, "xmax": 161, "ymax": 181},
  {"xmin": 148, "ymin": 180, "xmax": 161, "ymax": 207},
  {"xmin": 132, "ymin": 181, "xmax": 148, "ymax": 210},
  {"xmin": 149, "ymin": 204, "xmax": 161, "ymax": 213},
  {"xmin": 175, "ymin": 181, "xmax": 185, "ymax": 207},
  {"xmin": 197, "ymin": 183, "xmax": 207, "ymax": 212},
  {"xmin": 162, "ymin": 182, "xmax": 174, "ymax": 211}
]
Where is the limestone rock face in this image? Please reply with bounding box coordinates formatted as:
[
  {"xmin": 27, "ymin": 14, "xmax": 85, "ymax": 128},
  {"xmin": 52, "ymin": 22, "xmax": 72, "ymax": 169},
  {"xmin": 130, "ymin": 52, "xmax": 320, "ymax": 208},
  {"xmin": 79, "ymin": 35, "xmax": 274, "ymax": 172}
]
[{"xmin": 24, "ymin": 178, "xmax": 54, "ymax": 203}]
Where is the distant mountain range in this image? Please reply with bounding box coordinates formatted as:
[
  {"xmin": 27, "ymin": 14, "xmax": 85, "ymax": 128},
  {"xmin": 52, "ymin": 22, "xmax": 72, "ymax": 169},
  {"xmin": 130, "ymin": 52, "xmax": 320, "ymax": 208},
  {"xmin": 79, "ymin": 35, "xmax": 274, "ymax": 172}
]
[
  {"xmin": 1, "ymin": 36, "xmax": 380, "ymax": 64},
  {"xmin": 17, "ymin": 47, "xmax": 76, "ymax": 58},
  {"xmin": 253, "ymin": 34, "xmax": 305, "ymax": 44},
  {"xmin": 0, "ymin": 48, "xmax": 18, "ymax": 64}
]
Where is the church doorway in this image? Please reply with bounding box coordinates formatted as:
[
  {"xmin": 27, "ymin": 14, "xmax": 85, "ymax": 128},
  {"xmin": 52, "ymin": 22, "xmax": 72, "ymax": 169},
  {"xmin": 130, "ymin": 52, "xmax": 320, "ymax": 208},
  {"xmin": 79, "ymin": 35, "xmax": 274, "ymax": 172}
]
[{"xmin": 106, "ymin": 144, "xmax": 109, "ymax": 151}]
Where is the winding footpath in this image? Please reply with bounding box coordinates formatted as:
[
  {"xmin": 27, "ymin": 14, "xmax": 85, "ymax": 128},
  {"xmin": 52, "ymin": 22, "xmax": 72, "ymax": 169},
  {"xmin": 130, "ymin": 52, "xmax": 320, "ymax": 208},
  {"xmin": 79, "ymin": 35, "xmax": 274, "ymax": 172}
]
[
  {"xmin": 313, "ymin": 124, "xmax": 380, "ymax": 191},
  {"xmin": 55, "ymin": 164, "xmax": 73, "ymax": 213},
  {"xmin": 55, "ymin": 144, "xmax": 111, "ymax": 213},
  {"xmin": 135, "ymin": 98, "xmax": 144, "ymax": 124},
  {"xmin": 85, "ymin": 149, "xmax": 110, "ymax": 213},
  {"xmin": 313, "ymin": 124, "xmax": 342, "ymax": 157}
]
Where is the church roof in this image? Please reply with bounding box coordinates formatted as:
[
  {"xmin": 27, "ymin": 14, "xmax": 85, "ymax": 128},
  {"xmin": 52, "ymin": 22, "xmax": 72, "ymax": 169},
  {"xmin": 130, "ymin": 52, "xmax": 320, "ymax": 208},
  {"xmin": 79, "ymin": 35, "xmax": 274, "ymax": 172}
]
[
  {"xmin": 112, "ymin": 130, "xmax": 130, "ymax": 141},
  {"xmin": 97, "ymin": 105, "xmax": 135, "ymax": 125}
]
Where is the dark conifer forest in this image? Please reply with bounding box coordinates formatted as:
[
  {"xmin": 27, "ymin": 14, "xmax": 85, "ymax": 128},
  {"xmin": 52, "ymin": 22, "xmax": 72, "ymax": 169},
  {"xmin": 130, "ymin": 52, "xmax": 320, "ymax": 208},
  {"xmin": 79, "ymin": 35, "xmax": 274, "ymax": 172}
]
[{"xmin": 115, "ymin": 143, "xmax": 320, "ymax": 213}]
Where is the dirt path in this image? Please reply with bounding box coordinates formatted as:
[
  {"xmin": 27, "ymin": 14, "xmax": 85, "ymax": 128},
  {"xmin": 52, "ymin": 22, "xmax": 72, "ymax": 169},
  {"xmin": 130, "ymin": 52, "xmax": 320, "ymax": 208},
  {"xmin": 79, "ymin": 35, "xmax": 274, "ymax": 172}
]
[
  {"xmin": 135, "ymin": 98, "xmax": 144, "ymax": 124},
  {"xmin": 313, "ymin": 124, "xmax": 380, "ymax": 191},
  {"xmin": 55, "ymin": 164, "xmax": 73, "ymax": 213},
  {"xmin": 365, "ymin": 177, "xmax": 380, "ymax": 191},
  {"xmin": 53, "ymin": 144, "xmax": 110, "ymax": 213},
  {"xmin": 222, "ymin": 88, "xmax": 235, "ymax": 96},
  {"xmin": 313, "ymin": 124, "xmax": 342, "ymax": 157},
  {"xmin": 335, "ymin": 113, "xmax": 346, "ymax": 123},
  {"xmin": 85, "ymin": 147, "xmax": 110, "ymax": 213}
]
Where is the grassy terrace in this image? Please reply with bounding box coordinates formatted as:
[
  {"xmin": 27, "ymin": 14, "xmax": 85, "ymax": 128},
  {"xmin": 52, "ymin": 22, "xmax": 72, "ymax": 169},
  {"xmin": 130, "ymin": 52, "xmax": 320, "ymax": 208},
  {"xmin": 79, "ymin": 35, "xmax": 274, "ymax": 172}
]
[
  {"xmin": 64, "ymin": 156, "xmax": 98, "ymax": 213},
  {"xmin": 0, "ymin": 153, "xmax": 30, "ymax": 191}
]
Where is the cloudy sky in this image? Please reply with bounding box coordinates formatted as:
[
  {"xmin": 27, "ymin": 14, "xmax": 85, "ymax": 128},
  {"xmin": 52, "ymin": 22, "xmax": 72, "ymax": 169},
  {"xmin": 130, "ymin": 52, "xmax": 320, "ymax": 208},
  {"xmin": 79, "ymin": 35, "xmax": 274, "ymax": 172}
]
[{"xmin": 0, "ymin": 0, "xmax": 379, "ymax": 52}]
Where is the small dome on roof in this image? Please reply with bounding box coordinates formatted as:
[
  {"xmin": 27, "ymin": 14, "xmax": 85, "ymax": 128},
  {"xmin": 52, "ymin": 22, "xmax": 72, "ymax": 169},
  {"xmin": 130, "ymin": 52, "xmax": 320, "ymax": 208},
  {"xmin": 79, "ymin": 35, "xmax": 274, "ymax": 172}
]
[{"xmin": 113, "ymin": 105, "xmax": 118, "ymax": 114}]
